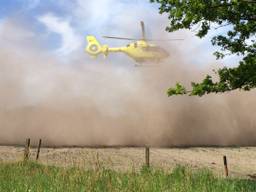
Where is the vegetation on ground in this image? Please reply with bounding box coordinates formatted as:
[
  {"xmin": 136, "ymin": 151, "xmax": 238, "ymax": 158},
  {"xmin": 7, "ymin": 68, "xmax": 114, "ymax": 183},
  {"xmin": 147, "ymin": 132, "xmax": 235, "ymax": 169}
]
[{"xmin": 0, "ymin": 161, "xmax": 256, "ymax": 191}]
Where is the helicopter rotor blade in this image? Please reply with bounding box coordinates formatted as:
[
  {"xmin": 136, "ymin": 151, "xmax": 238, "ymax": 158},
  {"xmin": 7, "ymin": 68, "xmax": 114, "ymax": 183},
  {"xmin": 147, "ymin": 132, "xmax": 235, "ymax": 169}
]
[
  {"xmin": 103, "ymin": 36, "xmax": 184, "ymax": 42},
  {"xmin": 140, "ymin": 21, "xmax": 146, "ymax": 40},
  {"xmin": 102, "ymin": 36, "xmax": 139, "ymax": 41},
  {"xmin": 146, "ymin": 38, "xmax": 184, "ymax": 41}
]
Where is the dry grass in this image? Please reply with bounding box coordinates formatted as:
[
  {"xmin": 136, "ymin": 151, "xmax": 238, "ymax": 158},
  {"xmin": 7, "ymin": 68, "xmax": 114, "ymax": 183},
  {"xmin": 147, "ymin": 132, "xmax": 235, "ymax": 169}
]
[{"xmin": 1, "ymin": 146, "xmax": 256, "ymax": 178}]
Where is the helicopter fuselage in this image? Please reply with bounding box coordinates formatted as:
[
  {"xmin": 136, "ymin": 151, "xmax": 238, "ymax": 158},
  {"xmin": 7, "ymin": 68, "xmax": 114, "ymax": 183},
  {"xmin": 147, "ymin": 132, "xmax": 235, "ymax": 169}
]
[
  {"xmin": 86, "ymin": 36, "xmax": 169, "ymax": 63},
  {"xmin": 115, "ymin": 40, "xmax": 169, "ymax": 62}
]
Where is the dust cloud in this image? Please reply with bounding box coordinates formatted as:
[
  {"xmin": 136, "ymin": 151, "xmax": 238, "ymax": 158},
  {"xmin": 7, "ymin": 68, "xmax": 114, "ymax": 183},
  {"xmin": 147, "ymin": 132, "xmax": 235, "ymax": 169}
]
[{"xmin": 0, "ymin": 20, "xmax": 256, "ymax": 147}]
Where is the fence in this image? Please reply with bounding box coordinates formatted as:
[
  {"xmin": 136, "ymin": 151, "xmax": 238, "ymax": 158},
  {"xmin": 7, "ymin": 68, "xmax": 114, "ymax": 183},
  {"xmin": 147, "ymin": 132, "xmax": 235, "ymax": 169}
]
[{"xmin": 22, "ymin": 138, "xmax": 231, "ymax": 177}]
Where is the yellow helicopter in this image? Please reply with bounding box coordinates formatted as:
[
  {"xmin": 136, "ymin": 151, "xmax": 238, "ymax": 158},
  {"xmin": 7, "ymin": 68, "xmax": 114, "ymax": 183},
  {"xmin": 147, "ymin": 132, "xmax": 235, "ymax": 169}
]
[{"xmin": 85, "ymin": 21, "xmax": 183, "ymax": 63}]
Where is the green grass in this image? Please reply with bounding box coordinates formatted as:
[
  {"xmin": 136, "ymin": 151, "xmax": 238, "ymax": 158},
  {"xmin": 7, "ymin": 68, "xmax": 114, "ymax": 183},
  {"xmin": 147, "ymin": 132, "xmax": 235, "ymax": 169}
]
[{"xmin": 0, "ymin": 161, "xmax": 255, "ymax": 192}]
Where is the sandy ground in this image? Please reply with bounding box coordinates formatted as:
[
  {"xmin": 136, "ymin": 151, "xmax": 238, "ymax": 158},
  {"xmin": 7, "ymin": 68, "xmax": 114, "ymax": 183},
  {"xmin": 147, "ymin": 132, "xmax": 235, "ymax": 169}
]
[{"xmin": 1, "ymin": 146, "xmax": 256, "ymax": 178}]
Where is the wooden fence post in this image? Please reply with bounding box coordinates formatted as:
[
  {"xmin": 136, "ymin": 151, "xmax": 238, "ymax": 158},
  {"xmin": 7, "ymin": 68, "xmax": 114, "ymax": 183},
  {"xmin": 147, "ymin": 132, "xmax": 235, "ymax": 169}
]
[
  {"xmin": 36, "ymin": 139, "xmax": 42, "ymax": 160},
  {"xmin": 145, "ymin": 147, "xmax": 150, "ymax": 167},
  {"xmin": 24, "ymin": 138, "xmax": 30, "ymax": 161},
  {"xmin": 223, "ymin": 155, "xmax": 228, "ymax": 177}
]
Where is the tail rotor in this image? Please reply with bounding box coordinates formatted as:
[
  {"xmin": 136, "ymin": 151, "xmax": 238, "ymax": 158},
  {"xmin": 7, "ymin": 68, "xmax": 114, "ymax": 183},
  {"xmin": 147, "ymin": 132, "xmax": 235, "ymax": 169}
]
[{"xmin": 86, "ymin": 36, "xmax": 103, "ymax": 57}]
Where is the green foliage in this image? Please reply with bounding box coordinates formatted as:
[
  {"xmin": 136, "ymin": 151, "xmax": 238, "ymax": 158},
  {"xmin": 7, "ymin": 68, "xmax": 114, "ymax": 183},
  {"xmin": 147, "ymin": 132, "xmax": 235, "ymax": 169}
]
[
  {"xmin": 1, "ymin": 161, "xmax": 256, "ymax": 191},
  {"xmin": 150, "ymin": 0, "xmax": 256, "ymax": 96},
  {"xmin": 167, "ymin": 83, "xmax": 187, "ymax": 96}
]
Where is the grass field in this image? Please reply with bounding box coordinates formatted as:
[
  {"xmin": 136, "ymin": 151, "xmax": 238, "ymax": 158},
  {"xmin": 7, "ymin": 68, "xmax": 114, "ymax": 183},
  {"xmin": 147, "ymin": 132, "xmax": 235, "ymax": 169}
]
[{"xmin": 1, "ymin": 161, "xmax": 256, "ymax": 192}]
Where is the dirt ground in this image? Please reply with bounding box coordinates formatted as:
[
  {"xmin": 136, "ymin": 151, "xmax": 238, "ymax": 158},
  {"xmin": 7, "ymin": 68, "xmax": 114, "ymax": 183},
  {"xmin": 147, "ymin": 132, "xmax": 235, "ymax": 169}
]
[{"xmin": 1, "ymin": 146, "xmax": 256, "ymax": 178}]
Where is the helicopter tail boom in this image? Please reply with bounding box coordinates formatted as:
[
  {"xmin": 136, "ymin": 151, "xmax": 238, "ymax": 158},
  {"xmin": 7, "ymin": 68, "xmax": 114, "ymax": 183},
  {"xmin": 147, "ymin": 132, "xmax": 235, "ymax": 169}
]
[{"xmin": 86, "ymin": 35, "xmax": 127, "ymax": 58}]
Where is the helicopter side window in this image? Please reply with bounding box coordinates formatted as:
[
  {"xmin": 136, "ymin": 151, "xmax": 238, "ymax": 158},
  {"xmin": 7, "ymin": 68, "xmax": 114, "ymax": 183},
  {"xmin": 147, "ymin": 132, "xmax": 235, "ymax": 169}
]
[
  {"xmin": 134, "ymin": 42, "xmax": 137, "ymax": 48},
  {"xmin": 126, "ymin": 44, "xmax": 130, "ymax": 47}
]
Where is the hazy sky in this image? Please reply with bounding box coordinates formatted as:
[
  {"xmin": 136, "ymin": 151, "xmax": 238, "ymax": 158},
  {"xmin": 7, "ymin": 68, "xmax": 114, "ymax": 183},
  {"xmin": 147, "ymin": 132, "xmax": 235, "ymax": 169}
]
[
  {"xmin": 0, "ymin": 0, "xmax": 254, "ymax": 146},
  {"xmin": 0, "ymin": 0, "xmax": 239, "ymax": 65}
]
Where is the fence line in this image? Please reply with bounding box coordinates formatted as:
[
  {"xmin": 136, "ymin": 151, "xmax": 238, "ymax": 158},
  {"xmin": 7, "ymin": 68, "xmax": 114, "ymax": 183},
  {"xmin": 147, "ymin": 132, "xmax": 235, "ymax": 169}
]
[{"xmin": 21, "ymin": 138, "xmax": 234, "ymax": 177}]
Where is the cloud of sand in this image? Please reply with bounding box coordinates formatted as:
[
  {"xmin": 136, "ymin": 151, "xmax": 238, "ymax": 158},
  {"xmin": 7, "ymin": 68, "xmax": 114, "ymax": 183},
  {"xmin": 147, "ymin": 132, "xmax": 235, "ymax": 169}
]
[{"xmin": 0, "ymin": 18, "xmax": 256, "ymax": 147}]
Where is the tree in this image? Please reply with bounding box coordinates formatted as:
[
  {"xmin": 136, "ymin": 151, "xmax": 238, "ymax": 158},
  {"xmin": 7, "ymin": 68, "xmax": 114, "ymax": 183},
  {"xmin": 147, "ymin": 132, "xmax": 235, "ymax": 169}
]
[{"xmin": 150, "ymin": 0, "xmax": 256, "ymax": 96}]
